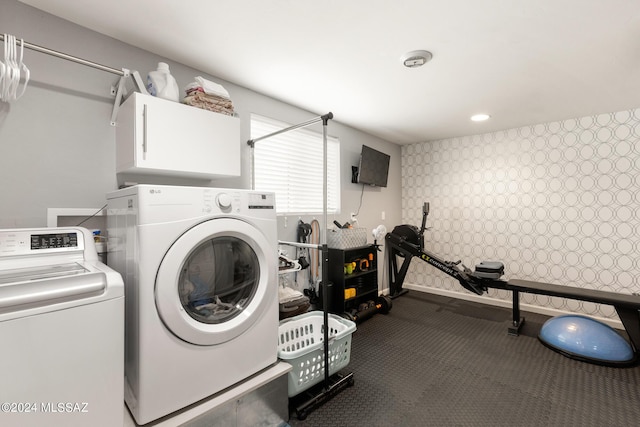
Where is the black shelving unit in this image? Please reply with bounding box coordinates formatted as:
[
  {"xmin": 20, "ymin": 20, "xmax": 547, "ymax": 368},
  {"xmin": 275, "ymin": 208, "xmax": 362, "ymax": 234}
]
[{"xmin": 325, "ymin": 245, "xmax": 378, "ymax": 317}]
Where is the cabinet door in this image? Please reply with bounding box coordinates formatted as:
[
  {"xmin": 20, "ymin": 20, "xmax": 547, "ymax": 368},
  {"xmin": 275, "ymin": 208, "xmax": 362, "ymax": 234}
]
[{"xmin": 117, "ymin": 93, "xmax": 240, "ymax": 178}]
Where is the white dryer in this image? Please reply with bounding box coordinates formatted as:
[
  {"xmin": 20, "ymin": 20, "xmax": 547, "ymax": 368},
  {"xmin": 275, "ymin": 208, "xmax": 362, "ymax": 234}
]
[{"xmin": 107, "ymin": 185, "xmax": 279, "ymax": 425}]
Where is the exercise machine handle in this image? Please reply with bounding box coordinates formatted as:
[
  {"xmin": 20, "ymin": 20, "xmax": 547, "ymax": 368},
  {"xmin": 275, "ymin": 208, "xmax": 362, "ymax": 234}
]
[
  {"xmin": 418, "ymin": 202, "xmax": 430, "ymax": 251},
  {"xmin": 420, "ymin": 202, "xmax": 429, "ymax": 232}
]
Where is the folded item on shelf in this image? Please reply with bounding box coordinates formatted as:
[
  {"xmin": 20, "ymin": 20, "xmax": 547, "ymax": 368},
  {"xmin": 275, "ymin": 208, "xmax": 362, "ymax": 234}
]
[
  {"xmin": 182, "ymin": 91, "xmax": 235, "ymax": 115},
  {"xmin": 278, "ymin": 286, "xmax": 306, "ymax": 304},
  {"xmin": 184, "ymin": 76, "xmax": 230, "ymax": 99},
  {"xmin": 278, "ymin": 286, "xmax": 310, "ymax": 319}
]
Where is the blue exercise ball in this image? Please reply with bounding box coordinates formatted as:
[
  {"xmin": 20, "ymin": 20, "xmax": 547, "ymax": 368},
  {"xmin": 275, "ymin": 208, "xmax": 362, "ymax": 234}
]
[{"xmin": 538, "ymin": 314, "xmax": 636, "ymax": 367}]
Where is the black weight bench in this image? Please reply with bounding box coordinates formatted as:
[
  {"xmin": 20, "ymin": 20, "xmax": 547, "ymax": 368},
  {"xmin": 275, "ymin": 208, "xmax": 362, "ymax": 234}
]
[{"xmin": 492, "ymin": 279, "xmax": 640, "ymax": 351}]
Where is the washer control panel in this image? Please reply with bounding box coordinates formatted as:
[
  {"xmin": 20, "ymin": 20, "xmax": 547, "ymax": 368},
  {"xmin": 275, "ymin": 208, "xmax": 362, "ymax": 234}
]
[{"xmin": 0, "ymin": 228, "xmax": 86, "ymax": 257}]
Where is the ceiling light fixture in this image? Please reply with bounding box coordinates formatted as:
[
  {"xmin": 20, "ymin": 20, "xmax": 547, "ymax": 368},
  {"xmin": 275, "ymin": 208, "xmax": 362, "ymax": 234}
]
[
  {"xmin": 471, "ymin": 114, "xmax": 491, "ymax": 122},
  {"xmin": 401, "ymin": 50, "xmax": 433, "ymax": 68}
]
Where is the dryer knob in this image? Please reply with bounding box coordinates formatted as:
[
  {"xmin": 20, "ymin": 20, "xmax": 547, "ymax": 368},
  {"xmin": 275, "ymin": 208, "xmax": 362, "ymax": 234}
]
[{"xmin": 216, "ymin": 193, "xmax": 232, "ymax": 209}]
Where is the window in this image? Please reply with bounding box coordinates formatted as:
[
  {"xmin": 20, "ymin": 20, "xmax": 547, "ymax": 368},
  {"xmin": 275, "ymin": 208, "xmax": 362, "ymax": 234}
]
[{"xmin": 250, "ymin": 114, "xmax": 341, "ymax": 215}]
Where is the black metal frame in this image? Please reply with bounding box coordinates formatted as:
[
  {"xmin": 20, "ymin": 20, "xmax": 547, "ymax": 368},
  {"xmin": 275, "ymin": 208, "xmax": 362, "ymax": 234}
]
[
  {"xmin": 387, "ymin": 203, "xmax": 490, "ymax": 298},
  {"xmin": 385, "ymin": 201, "xmax": 640, "ymax": 356},
  {"xmin": 248, "ymin": 113, "xmax": 354, "ymax": 420}
]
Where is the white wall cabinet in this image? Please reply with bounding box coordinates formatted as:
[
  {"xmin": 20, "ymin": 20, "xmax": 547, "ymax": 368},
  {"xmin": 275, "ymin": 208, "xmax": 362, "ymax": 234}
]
[{"xmin": 116, "ymin": 93, "xmax": 240, "ymax": 179}]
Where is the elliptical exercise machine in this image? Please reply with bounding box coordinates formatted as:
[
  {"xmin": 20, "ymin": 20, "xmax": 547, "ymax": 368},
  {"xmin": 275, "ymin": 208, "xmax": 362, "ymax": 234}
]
[{"xmin": 386, "ymin": 202, "xmax": 504, "ymax": 298}]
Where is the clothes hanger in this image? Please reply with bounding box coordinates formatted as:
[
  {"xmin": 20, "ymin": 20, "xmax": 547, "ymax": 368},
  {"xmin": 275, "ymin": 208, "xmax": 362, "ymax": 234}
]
[
  {"xmin": 8, "ymin": 34, "xmax": 19, "ymax": 100},
  {"xmin": 1, "ymin": 34, "xmax": 8, "ymax": 101},
  {"xmin": 16, "ymin": 38, "xmax": 29, "ymax": 100}
]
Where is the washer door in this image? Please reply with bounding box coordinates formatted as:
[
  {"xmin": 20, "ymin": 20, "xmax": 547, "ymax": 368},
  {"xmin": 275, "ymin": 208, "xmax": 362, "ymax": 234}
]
[{"xmin": 155, "ymin": 218, "xmax": 275, "ymax": 345}]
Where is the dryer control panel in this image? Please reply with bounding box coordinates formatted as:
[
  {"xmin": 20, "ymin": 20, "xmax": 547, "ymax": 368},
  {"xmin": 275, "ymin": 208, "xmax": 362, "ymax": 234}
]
[{"xmin": 248, "ymin": 192, "xmax": 275, "ymax": 210}]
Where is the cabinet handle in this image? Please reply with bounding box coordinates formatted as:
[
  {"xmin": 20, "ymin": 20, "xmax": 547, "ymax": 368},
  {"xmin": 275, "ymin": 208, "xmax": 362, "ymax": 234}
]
[{"xmin": 142, "ymin": 104, "xmax": 148, "ymax": 159}]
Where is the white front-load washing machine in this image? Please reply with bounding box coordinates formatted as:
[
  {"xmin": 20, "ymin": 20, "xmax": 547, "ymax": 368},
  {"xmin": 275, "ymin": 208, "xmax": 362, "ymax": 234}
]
[{"xmin": 107, "ymin": 185, "xmax": 279, "ymax": 425}]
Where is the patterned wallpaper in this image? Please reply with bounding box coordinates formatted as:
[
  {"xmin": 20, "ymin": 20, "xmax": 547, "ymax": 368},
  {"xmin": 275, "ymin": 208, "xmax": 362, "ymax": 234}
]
[{"xmin": 400, "ymin": 108, "xmax": 640, "ymax": 320}]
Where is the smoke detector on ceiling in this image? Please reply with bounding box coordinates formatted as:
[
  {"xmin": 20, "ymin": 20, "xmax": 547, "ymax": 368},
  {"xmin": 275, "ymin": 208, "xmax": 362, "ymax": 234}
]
[{"xmin": 401, "ymin": 50, "xmax": 433, "ymax": 68}]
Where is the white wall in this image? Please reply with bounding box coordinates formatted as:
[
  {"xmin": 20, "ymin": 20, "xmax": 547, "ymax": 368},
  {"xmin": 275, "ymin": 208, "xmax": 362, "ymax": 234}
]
[
  {"xmin": 401, "ymin": 109, "xmax": 640, "ymax": 322},
  {"xmin": 0, "ymin": 0, "xmax": 402, "ymax": 273}
]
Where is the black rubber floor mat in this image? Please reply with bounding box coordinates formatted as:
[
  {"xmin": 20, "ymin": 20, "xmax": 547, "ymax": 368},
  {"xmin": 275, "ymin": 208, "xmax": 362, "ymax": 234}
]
[{"xmin": 288, "ymin": 291, "xmax": 640, "ymax": 427}]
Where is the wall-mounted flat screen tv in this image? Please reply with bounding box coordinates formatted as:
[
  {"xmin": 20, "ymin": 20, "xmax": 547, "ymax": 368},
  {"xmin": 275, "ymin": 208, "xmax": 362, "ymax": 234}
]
[{"xmin": 358, "ymin": 145, "xmax": 390, "ymax": 187}]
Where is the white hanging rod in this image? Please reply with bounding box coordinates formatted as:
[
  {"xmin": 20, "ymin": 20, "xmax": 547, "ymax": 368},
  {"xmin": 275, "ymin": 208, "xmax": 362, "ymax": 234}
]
[
  {"xmin": 0, "ymin": 33, "xmax": 125, "ymax": 76},
  {"xmin": 0, "ymin": 33, "xmax": 149, "ymax": 124},
  {"xmin": 278, "ymin": 240, "xmax": 322, "ymax": 250}
]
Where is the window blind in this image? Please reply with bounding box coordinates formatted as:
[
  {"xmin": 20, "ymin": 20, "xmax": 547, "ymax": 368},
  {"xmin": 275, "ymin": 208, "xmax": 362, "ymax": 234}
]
[{"xmin": 251, "ymin": 114, "xmax": 341, "ymax": 215}]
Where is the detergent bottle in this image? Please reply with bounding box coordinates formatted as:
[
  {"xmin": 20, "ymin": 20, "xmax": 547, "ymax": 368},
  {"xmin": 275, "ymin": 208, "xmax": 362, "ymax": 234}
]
[{"xmin": 147, "ymin": 62, "xmax": 179, "ymax": 101}]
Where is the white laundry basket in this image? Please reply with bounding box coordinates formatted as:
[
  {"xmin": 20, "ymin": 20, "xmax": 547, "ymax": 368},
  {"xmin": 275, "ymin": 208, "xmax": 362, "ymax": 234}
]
[{"xmin": 277, "ymin": 311, "xmax": 356, "ymax": 397}]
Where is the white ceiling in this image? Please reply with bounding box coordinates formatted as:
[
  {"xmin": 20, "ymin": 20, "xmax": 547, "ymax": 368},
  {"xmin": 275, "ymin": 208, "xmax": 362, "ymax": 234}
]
[{"xmin": 19, "ymin": 0, "xmax": 640, "ymax": 144}]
